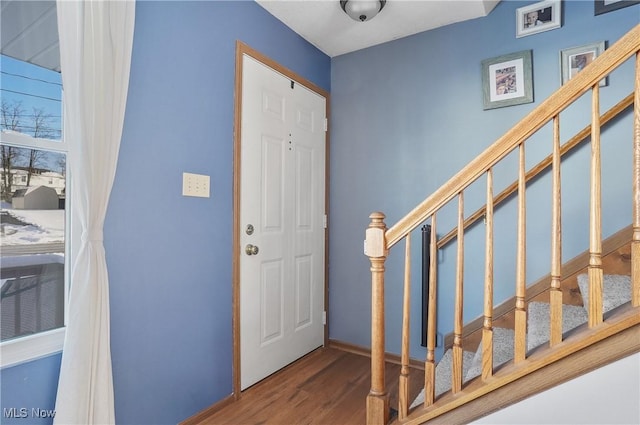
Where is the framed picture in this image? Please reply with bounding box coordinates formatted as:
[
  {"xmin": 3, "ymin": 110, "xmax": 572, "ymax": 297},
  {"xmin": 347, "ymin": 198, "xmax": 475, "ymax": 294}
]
[
  {"xmin": 560, "ymin": 41, "xmax": 607, "ymax": 86},
  {"xmin": 516, "ymin": 0, "xmax": 562, "ymax": 38},
  {"xmin": 594, "ymin": 0, "xmax": 640, "ymax": 15},
  {"xmin": 482, "ymin": 50, "xmax": 533, "ymax": 110}
]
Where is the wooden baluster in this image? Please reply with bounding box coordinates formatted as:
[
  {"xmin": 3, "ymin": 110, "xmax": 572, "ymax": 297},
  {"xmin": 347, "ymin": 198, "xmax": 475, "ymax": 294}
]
[
  {"xmin": 424, "ymin": 214, "xmax": 437, "ymax": 407},
  {"xmin": 452, "ymin": 193, "xmax": 464, "ymax": 393},
  {"xmin": 399, "ymin": 233, "xmax": 412, "ymax": 420},
  {"xmin": 633, "ymin": 51, "xmax": 640, "ymax": 308},
  {"xmin": 589, "ymin": 85, "xmax": 604, "ymax": 327},
  {"xmin": 482, "ymin": 169, "xmax": 494, "ymax": 380},
  {"xmin": 365, "ymin": 212, "xmax": 389, "ymax": 425},
  {"xmin": 550, "ymin": 115, "xmax": 563, "ymax": 346},
  {"xmin": 514, "ymin": 143, "xmax": 527, "ymax": 363}
]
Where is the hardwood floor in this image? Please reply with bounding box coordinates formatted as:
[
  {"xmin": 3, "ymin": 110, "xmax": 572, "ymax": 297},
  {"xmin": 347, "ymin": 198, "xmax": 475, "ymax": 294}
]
[{"xmin": 194, "ymin": 347, "xmax": 425, "ymax": 425}]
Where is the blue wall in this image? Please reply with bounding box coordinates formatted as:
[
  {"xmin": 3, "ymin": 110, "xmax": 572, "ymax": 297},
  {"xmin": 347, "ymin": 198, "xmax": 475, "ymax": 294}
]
[
  {"xmin": 1, "ymin": 2, "xmax": 329, "ymax": 425},
  {"xmin": 0, "ymin": 354, "xmax": 61, "ymax": 425},
  {"xmin": 106, "ymin": 1, "xmax": 329, "ymax": 424},
  {"xmin": 329, "ymin": 0, "xmax": 639, "ymax": 360}
]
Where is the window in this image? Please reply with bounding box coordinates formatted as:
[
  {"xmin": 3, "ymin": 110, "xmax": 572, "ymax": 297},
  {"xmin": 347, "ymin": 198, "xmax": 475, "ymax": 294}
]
[{"xmin": 0, "ymin": 54, "xmax": 68, "ymax": 367}]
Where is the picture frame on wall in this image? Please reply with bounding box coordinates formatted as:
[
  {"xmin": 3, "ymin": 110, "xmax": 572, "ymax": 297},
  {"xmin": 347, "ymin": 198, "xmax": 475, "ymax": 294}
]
[
  {"xmin": 516, "ymin": 0, "xmax": 562, "ymax": 38},
  {"xmin": 594, "ymin": 0, "xmax": 640, "ymax": 15},
  {"xmin": 560, "ymin": 41, "xmax": 607, "ymax": 86},
  {"xmin": 482, "ymin": 50, "xmax": 533, "ymax": 110}
]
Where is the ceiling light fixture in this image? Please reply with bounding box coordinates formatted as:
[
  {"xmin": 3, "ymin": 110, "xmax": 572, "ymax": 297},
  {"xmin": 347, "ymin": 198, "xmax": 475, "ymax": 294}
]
[{"xmin": 340, "ymin": 0, "xmax": 386, "ymax": 22}]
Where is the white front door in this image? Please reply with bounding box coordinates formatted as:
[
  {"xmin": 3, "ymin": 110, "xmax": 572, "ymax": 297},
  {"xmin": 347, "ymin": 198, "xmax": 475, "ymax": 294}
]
[{"xmin": 240, "ymin": 54, "xmax": 326, "ymax": 390}]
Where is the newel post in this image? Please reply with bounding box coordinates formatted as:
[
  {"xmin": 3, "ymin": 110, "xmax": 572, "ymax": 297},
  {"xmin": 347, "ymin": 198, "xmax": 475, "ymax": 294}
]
[{"xmin": 365, "ymin": 212, "xmax": 389, "ymax": 425}]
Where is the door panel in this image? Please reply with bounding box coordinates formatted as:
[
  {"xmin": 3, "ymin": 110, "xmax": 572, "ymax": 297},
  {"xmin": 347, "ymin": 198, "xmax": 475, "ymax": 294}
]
[
  {"xmin": 296, "ymin": 146, "xmax": 313, "ymax": 228},
  {"xmin": 294, "ymin": 255, "xmax": 312, "ymax": 329},
  {"xmin": 262, "ymin": 89, "xmax": 285, "ymax": 122},
  {"xmin": 262, "ymin": 136, "xmax": 285, "ymax": 231},
  {"xmin": 261, "ymin": 260, "xmax": 283, "ymax": 345}
]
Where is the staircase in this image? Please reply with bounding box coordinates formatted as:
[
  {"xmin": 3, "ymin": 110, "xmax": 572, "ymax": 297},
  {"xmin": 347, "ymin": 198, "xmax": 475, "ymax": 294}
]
[{"xmin": 364, "ymin": 24, "xmax": 640, "ymax": 425}]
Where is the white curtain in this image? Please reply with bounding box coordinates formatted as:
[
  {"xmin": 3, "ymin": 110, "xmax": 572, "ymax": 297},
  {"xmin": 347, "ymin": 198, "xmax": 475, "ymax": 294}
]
[{"xmin": 54, "ymin": 1, "xmax": 135, "ymax": 424}]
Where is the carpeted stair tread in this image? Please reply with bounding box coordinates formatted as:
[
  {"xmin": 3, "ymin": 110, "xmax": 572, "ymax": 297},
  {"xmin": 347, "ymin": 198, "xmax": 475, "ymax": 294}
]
[
  {"xmin": 465, "ymin": 327, "xmax": 514, "ymax": 382},
  {"xmin": 526, "ymin": 301, "xmax": 588, "ymax": 351},
  {"xmin": 577, "ymin": 274, "xmax": 632, "ymax": 314},
  {"xmin": 410, "ymin": 348, "xmax": 475, "ymax": 408}
]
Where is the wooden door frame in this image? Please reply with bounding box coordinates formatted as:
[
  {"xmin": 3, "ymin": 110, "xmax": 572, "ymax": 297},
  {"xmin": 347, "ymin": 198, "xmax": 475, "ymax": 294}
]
[{"xmin": 232, "ymin": 41, "xmax": 330, "ymax": 398}]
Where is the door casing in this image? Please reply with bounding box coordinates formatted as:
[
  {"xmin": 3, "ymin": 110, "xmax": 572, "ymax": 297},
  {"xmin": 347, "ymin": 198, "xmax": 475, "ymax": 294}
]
[{"xmin": 232, "ymin": 41, "xmax": 330, "ymax": 397}]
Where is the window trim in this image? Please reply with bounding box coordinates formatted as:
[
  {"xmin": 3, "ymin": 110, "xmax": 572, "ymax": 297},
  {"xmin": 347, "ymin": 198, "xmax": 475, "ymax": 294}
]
[
  {"xmin": 0, "ymin": 328, "xmax": 65, "ymax": 368},
  {"xmin": 0, "ymin": 130, "xmax": 67, "ymax": 153},
  {"xmin": 0, "ymin": 130, "xmax": 71, "ymax": 369}
]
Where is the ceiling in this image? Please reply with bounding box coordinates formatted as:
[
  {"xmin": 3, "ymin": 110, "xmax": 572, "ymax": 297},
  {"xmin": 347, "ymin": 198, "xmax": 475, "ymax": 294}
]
[
  {"xmin": 0, "ymin": 0, "xmax": 500, "ymax": 73},
  {"xmin": 256, "ymin": 0, "xmax": 501, "ymax": 57}
]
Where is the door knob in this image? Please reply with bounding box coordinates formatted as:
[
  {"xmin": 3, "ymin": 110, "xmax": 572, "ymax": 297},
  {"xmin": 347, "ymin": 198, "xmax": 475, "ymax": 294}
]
[{"xmin": 245, "ymin": 244, "xmax": 259, "ymax": 256}]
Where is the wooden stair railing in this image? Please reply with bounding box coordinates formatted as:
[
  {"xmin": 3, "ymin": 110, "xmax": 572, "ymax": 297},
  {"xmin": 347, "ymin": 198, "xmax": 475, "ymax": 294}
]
[
  {"xmin": 364, "ymin": 23, "xmax": 640, "ymax": 425},
  {"xmin": 443, "ymin": 223, "xmax": 634, "ymax": 352},
  {"xmin": 436, "ymin": 92, "xmax": 634, "ymax": 250}
]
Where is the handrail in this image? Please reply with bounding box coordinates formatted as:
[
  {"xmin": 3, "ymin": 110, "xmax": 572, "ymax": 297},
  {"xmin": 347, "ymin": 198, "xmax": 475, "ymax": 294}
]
[
  {"xmin": 437, "ymin": 93, "xmax": 635, "ymax": 249},
  {"xmin": 385, "ymin": 24, "xmax": 640, "ymax": 249}
]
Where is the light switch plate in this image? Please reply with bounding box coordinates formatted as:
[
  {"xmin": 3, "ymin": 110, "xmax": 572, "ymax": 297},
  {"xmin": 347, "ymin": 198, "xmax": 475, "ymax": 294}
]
[{"xmin": 183, "ymin": 172, "xmax": 210, "ymax": 198}]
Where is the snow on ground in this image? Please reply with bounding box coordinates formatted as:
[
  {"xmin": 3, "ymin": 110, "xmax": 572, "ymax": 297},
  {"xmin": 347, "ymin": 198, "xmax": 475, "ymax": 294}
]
[{"xmin": 1, "ymin": 207, "xmax": 64, "ymax": 245}]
